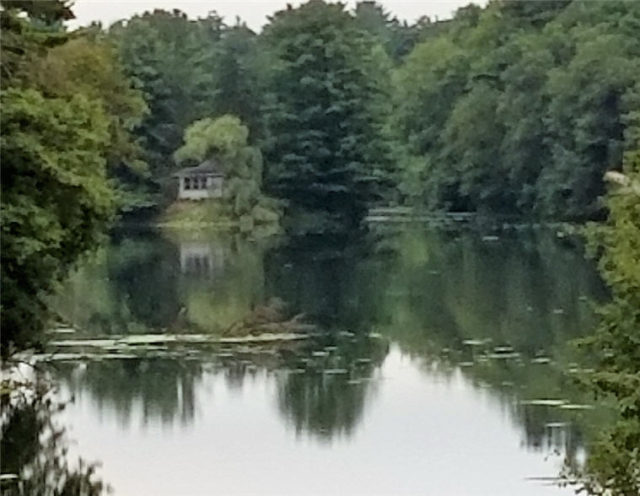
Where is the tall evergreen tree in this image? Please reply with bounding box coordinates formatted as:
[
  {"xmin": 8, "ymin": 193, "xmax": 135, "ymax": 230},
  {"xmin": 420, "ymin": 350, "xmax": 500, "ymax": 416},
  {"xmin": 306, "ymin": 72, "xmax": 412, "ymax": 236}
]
[
  {"xmin": 109, "ymin": 10, "xmax": 218, "ymax": 188},
  {"xmin": 262, "ymin": 0, "xmax": 394, "ymax": 225}
]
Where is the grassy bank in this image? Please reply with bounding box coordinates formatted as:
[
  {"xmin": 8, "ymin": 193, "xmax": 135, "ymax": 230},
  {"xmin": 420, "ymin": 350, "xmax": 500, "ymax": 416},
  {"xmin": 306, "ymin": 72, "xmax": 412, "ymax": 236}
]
[{"xmin": 158, "ymin": 200, "xmax": 280, "ymax": 235}]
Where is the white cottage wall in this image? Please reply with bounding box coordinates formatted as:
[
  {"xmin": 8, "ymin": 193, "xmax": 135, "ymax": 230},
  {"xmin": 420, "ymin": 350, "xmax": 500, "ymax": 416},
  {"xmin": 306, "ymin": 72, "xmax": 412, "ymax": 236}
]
[{"xmin": 178, "ymin": 174, "xmax": 224, "ymax": 200}]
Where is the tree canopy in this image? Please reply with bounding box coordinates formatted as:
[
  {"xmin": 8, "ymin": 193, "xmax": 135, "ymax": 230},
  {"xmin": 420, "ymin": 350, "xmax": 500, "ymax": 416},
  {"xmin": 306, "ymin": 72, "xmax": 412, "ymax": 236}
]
[
  {"xmin": 261, "ymin": 0, "xmax": 395, "ymax": 225},
  {"xmin": 0, "ymin": 1, "xmax": 140, "ymax": 351},
  {"xmin": 394, "ymin": 0, "xmax": 640, "ymax": 218},
  {"xmin": 174, "ymin": 115, "xmax": 279, "ymax": 224}
]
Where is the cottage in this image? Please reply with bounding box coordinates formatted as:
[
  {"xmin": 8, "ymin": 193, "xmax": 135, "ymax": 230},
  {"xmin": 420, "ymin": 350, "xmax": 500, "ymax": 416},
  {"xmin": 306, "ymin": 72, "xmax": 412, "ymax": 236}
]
[{"xmin": 173, "ymin": 159, "xmax": 225, "ymax": 200}]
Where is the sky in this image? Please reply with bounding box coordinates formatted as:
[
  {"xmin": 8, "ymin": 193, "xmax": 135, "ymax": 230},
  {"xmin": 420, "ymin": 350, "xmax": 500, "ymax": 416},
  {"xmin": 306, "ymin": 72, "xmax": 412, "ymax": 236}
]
[{"xmin": 69, "ymin": 0, "xmax": 488, "ymax": 31}]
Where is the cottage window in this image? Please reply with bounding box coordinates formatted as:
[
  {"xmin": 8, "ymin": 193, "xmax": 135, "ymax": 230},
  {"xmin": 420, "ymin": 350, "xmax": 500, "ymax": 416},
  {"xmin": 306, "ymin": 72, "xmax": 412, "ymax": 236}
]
[{"xmin": 184, "ymin": 177, "xmax": 191, "ymax": 190}]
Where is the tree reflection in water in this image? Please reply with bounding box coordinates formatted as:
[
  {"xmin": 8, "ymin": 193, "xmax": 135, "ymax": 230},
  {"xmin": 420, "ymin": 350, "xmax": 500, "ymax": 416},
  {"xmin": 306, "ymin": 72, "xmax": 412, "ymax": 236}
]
[
  {"xmin": 50, "ymin": 225, "xmax": 609, "ymax": 456},
  {"xmin": 49, "ymin": 332, "xmax": 389, "ymax": 439},
  {"xmin": 356, "ymin": 226, "xmax": 608, "ymax": 457},
  {"xmin": 277, "ymin": 334, "xmax": 389, "ymax": 440},
  {"xmin": 55, "ymin": 359, "xmax": 202, "ymax": 428}
]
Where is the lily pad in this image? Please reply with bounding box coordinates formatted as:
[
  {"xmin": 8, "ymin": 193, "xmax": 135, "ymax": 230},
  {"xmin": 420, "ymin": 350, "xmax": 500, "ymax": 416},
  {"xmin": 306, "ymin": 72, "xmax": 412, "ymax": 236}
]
[
  {"xmin": 545, "ymin": 422, "xmax": 568, "ymax": 428},
  {"xmin": 493, "ymin": 346, "xmax": 514, "ymax": 353},
  {"xmin": 462, "ymin": 339, "xmax": 490, "ymax": 346},
  {"xmin": 48, "ymin": 327, "xmax": 76, "ymax": 334},
  {"xmin": 49, "ymin": 339, "xmax": 118, "ymax": 348},
  {"xmin": 559, "ymin": 404, "xmax": 595, "ymax": 410},
  {"xmin": 520, "ymin": 399, "xmax": 567, "ymax": 407},
  {"xmin": 355, "ymin": 358, "xmax": 372, "ymax": 364},
  {"xmin": 338, "ymin": 331, "xmax": 355, "ymax": 338},
  {"xmin": 531, "ymin": 357, "xmax": 551, "ymax": 364},
  {"xmin": 487, "ymin": 352, "xmax": 521, "ymax": 359}
]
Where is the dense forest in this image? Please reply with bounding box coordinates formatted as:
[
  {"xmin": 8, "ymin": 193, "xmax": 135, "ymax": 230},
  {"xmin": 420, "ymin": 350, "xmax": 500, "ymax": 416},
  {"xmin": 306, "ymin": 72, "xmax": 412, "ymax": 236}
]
[
  {"xmin": 110, "ymin": 0, "xmax": 640, "ymax": 222},
  {"xmin": 1, "ymin": 0, "xmax": 639, "ymax": 493}
]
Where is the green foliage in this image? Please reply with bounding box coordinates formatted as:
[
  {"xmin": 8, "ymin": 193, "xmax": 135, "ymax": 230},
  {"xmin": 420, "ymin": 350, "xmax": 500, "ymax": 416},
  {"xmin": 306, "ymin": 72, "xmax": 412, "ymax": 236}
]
[
  {"xmin": 0, "ymin": 0, "xmax": 74, "ymax": 24},
  {"xmin": 540, "ymin": 32, "xmax": 639, "ymax": 218},
  {"xmin": 261, "ymin": 0, "xmax": 396, "ymax": 224},
  {"xmin": 108, "ymin": 11, "xmax": 266, "ymax": 208},
  {"xmin": 174, "ymin": 115, "xmax": 279, "ymax": 223},
  {"xmin": 210, "ymin": 24, "xmax": 266, "ymax": 138},
  {"xmin": 393, "ymin": 36, "xmax": 467, "ymax": 207},
  {"xmin": 0, "ymin": 1, "xmax": 70, "ymax": 86},
  {"xmin": 1, "ymin": 88, "xmax": 113, "ymax": 351},
  {"xmin": 108, "ymin": 10, "xmax": 218, "ymax": 186},
  {"xmin": 353, "ymin": 1, "xmax": 420, "ymax": 61},
  {"xmin": 569, "ymin": 150, "xmax": 640, "ymax": 494},
  {"xmin": 175, "ymin": 116, "xmax": 252, "ymax": 167},
  {"xmin": 394, "ymin": 0, "xmax": 640, "ymax": 219},
  {"xmin": 4, "ymin": 0, "xmax": 640, "ymax": 355},
  {"xmin": 0, "ymin": 3, "xmax": 122, "ymax": 352},
  {"xmin": 441, "ymin": 83, "xmax": 507, "ymax": 211},
  {"xmin": 27, "ymin": 36, "xmax": 150, "ymax": 212}
]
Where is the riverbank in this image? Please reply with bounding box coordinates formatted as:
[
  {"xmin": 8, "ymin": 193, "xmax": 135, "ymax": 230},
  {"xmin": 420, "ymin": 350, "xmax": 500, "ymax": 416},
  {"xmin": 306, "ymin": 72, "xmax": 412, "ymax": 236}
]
[{"xmin": 156, "ymin": 200, "xmax": 281, "ymax": 234}]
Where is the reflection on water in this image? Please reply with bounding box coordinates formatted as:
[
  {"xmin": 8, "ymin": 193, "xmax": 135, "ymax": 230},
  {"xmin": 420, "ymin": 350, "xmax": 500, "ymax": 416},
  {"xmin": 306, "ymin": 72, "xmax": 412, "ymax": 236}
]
[
  {"xmin": 43, "ymin": 225, "xmax": 609, "ymax": 495},
  {"xmin": 56, "ymin": 359, "xmax": 203, "ymax": 428},
  {"xmin": 54, "ymin": 332, "xmax": 389, "ymax": 439},
  {"xmin": 179, "ymin": 241, "xmax": 226, "ymax": 278}
]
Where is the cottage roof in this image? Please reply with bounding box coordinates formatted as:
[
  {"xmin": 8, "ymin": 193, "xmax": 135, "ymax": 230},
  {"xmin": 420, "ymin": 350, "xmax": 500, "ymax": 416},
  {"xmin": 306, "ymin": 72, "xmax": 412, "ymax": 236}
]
[{"xmin": 173, "ymin": 159, "xmax": 224, "ymax": 177}]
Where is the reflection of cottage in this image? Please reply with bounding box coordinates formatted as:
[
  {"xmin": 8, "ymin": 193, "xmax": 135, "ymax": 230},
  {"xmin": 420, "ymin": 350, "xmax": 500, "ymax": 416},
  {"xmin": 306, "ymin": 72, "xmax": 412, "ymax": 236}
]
[
  {"xmin": 173, "ymin": 159, "xmax": 225, "ymax": 200},
  {"xmin": 179, "ymin": 241, "xmax": 225, "ymax": 277}
]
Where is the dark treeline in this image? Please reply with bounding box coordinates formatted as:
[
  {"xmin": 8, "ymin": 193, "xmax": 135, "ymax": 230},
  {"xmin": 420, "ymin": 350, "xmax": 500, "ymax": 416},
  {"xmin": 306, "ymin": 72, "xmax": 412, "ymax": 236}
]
[
  {"xmin": 395, "ymin": 1, "xmax": 640, "ymax": 219},
  {"xmin": 101, "ymin": 0, "xmax": 640, "ymax": 221}
]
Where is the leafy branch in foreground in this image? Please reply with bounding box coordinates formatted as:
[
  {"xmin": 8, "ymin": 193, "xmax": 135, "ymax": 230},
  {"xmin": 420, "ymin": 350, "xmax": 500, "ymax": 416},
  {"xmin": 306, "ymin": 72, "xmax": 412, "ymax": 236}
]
[
  {"xmin": 1, "ymin": 375, "xmax": 108, "ymax": 496},
  {"xmin": 566, "ymin": 150, "xmax": 640, "ymax": 495}
]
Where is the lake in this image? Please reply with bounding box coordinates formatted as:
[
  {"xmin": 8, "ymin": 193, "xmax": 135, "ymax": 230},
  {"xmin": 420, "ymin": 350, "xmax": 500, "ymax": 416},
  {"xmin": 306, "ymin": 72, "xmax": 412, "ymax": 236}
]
[{"xmin": 41, "ymin": 224, "xmax": 610, "ymax": 495}]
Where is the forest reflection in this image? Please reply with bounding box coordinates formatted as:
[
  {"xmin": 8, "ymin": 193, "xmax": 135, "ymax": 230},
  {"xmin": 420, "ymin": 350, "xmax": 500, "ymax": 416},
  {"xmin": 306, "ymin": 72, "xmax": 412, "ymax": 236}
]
[{"xmin": 51, "ymin": 225, "xmax": 608, "ymax": 451}]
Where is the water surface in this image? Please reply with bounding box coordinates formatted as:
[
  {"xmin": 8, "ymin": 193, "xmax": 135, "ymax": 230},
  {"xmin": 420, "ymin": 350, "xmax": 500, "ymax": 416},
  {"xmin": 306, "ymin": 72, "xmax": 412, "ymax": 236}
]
[{"xmin": 48, "ymin": 225, "xmax": 608, "ymax": 495}]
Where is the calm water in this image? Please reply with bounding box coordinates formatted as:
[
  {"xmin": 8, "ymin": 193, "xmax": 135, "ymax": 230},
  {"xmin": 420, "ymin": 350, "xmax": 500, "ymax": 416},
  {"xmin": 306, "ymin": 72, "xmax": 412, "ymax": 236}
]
[{"xmin": 46, "ymin": 225, "xmax": 608, "ymax": 495}]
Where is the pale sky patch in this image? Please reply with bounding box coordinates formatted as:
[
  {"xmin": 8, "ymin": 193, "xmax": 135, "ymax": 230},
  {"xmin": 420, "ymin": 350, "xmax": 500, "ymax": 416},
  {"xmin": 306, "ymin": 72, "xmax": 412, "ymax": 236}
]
[{"xmin": 68, "ymin": 0, "xmax": 488, "ymax": 31}]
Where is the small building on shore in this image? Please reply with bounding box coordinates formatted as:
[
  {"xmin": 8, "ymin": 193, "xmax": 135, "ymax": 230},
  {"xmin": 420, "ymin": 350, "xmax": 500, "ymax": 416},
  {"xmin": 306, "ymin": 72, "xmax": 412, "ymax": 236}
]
[{"xmin": 173, "ymin": 159, "xmax": 225, "ymax": 200}]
